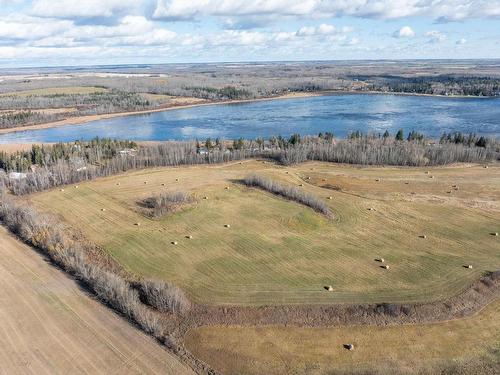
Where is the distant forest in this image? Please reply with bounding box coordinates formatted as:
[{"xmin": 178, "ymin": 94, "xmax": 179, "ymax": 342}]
[{"xmin": 1, "ymin": 60, "xmax": 500, "ymax": 129}]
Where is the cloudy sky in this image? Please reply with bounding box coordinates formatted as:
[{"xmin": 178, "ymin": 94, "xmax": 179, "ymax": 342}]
[{"xmin": 0, "ymin": 0, "xmax": 499, "ymax": 67}]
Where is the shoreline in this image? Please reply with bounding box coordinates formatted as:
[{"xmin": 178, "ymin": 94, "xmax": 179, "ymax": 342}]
[
  {"xmin": 0, "ymin": 90, "xmax": 496, "ymax": 138},
  {"xmin": 0, "ymin": 92, "xmax": 321, "ymax": 136}
]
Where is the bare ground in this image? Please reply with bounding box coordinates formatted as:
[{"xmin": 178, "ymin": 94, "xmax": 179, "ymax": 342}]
[{"xmin": 0, "ymin": 226, "xmax": 194, "ymax": 375}]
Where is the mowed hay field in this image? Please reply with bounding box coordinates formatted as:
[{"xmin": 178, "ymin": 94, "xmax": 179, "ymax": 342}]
[
  {"xmin": 185, "ymin": 300, "xmax": 500, "ymax": 375},
  {"xmin": 31, "ymin": 160, "xmax": 500, "ymax": 305},
  {"xmin": 0, "ymin": 227, "xmax": 193, "ymax": 375}
]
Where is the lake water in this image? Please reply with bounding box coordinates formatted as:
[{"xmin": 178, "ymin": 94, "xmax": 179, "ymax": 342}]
[{"xmin": 1, "ymin": 94, "xmax": 499, "ymax": 143}]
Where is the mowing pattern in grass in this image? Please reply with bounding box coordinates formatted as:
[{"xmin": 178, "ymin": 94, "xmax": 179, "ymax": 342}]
[
  {"xmin": 243, "ymin": 173, "xmax": 333, "ymax": 218},
  {"xmin": 185, "ymin": 300, "xmax": 500, "ymax": 375},
  {"xmin": 31, "ymin": 161, "xmax": 500, "ymax": 305}
]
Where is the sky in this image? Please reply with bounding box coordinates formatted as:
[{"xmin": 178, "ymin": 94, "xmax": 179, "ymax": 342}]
[{"xmin": 0, "ymin": 0, "xmax": 499, "ymax": 67}]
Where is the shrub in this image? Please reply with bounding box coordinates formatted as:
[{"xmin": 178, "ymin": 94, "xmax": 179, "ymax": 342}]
[
  {"xmin": 142, "ymin": 191, "xmax": 194, "ymax": 217},
  {"xmin": 138, "ymin": 279, "xmax": 191, "ymax": 314},
  {"xmin": 243, "ymin": 174, "xmax": 333, "ymax": 219}
]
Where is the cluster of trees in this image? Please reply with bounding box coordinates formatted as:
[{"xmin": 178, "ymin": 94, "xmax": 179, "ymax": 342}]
[
  {"xmin": 183, "ymin": 86, "xmax": 254, "ymax": 100},
  {"xmin": 274, "ymin": 137, "xmax": 498, "ymax": 166},
  {"xmin": 141, "ymin": 191, "xmax": 194, "ymax": 218},
  {"xmin": 1, "ymin": 133, "xmax": 498, "ymax": 195},
  {"xmin": 439, "ymin": 132, "xmax": 489, "ymax": 148},
  {"xmin": 137, "ymin": 279, "xmax": 190, "ymax": 314},
  {"xmin": 243, "ymin": 174, "xmax": 333, "ymax": 219},
  {"xmin": 0, "ymin": 138, "xmax": 138, "ymax": 172},
  {"xmin": 2, "ymin": 139, "xmax": 261, "ymax": 195},
  {"xmin": 0, "ymin": 110, "xmax": 61, "ymax": 129},
  {"xmin": 0, "ymin": 90, "xmax": 159, "ymax": 129},
  {"xmin": 365, "ymin": 75, "xmax": 500, "ymax": 97}
]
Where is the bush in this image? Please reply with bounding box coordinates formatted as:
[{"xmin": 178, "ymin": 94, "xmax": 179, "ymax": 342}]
[
  {"xmin": 244, "ymin": 174, "xmax": 333, "ymax": 219},
  {"xmin": 142, "ymin": 191, "xmax": 194, "ymax": 217},
  {"xmin": 138, "ymin": 279, "xmax": 191, "ymax": 314}
]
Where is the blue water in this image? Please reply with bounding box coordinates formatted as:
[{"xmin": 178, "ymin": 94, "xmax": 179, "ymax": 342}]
[{"xmin": 1, "ymin": 94, "xmax": 499, "ymax": 143}]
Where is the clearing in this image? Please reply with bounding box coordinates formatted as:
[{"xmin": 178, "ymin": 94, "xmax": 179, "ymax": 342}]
[
  {"xmin": 30, "ymin": 160, "xmax": 500, "ymax": 305},
  {"xmin": 0, "ymin": 226, "xmax": 193, "ymax": 375}
]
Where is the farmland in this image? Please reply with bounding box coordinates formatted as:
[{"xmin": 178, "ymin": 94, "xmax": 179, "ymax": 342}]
[
  {"xmin": 0, "ymin": 226, "xmax": 193, "ymax": 375},
  {"xmin": 185, "ymin": 300, "xmax": 500, "ymax": 375},
  {"xmin": 30, "ymin": 160, "xmax": 500, "ymax": 306}
]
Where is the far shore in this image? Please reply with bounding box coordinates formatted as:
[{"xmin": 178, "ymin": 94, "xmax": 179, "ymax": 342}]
[
  {"xmin": 1, "ymin": 89, "xmax": 496, "ymax": 139},
  {"xmin": 0, "ymin": 92, "xmax": 321, "ymax": 136}
]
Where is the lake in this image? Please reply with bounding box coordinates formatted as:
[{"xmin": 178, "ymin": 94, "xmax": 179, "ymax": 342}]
[{"xmin": 1, "ymin": 94, "xmax": 499, "ymax": 143}]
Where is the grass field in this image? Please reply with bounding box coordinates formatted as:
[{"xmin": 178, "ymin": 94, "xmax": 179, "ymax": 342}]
[
  {"xmin": 185, "ymin": 300, "xmax": 500, "ymax": 375},
  {"xmin": 0, "ymin": 226, "xmax": 193, "ymax": 375},
  {"xmin": 0, "ymin": 86, "xmax": 107, "ymax": 96},
  {"xmin": 31, "ymin": 160, "xmax": 500, "ymax": 305}
]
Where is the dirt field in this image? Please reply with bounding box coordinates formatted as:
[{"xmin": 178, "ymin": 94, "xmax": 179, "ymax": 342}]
[
  {"xmin": 31, "ymin": 160, "xmax": 500, "ymax": 305},
  {"xmin": 185, "ymin": 300, "xmax": 500, "ymax": 375},
  {"xmin": 0, "ymin": 226, "xmax": 194, "ymax": 375}
]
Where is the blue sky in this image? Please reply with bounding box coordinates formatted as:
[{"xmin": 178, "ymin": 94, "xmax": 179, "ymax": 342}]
[{"xmin": 0, "ymin": 0, "xmax": 499, "ymax": 67}]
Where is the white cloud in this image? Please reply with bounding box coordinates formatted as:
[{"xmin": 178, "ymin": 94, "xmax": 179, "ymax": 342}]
[
  {"xmin": 297, "ymin": 24, "xmax": 331, "ymax": 36},
  {"xmin": 425, "ymin": 30, "xmax": 446, "ymax": 43},
  {"xmin": 153, "ymin": 0, "xmax": 500, "ymax": 22},
  {"xmin": 31, "ymin": 0, "xmax": 141, "ymax": 18},
  {"xmin": 0, "ymin": 16, "xmax": 72, "ymax": 41},
  {"xmin": 393, "ymin": 26, "xmax": 415, "ymax": 38}
]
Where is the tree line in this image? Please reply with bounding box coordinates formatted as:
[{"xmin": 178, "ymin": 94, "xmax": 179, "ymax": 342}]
[{"xmin": 1, "ymin": 133, "xmax": 498, "ymax": 195}]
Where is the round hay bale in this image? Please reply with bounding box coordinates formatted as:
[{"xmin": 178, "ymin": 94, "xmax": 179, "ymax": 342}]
[
  {"xmin": 74, "ymin": 185, "xmax": 79, "ymax": 188},
  {"xmin": 203, "ymin": 196, "xmax": 208, "ymax": 200},
  {"xmin": 346, "ymin": 344, "xmax": 354, "ymax": 351},
  {"xmin": 186, "ymin": 235, "xmax": 193, "ymax": 239},
  {"xmin": 328, "ymin": 196, "xmax": 333, "ymax": 200},
  {"xmin": 101, "ymin": 208, "xmax": 106, "ymax": 212},
  {"xmin": 383, "ymin": 265, "xmax": 390, "ymax": 269},
  {"xmin": 299, "ymin": 184, "xmax": 304, "ymax": 187},
  {"xmin": 224, "ymin": 224, "xmax": 231, "ymax": 228},
  {"xmin": 420, "ymin": 235, "xmax": 427, "ymax": 239},
  {"xmin": 225, "ymin": 186, "xmax": 230, "ymax": 190},
  {"xmin": 171, "ymin": 241, "xmax": 178, "ymax": 245},
  {"xmin": 307, "ymin": 177, "xmax": 311, "ymax": 180},
  {"xmin": 326, "ymin": 286, "xmax": 333, "ymax": 292},
  {"xmin": 484, "ymin": 165, "xmax": 488, "ymax": 169},
  {"xmin": 175, "ymin": 178, "xmax": 179, "ymax": 182},
  {"xmin": 60, "ymin": 189, "xmax": 64, "ymax": 192},
  {"xmin": 135, "ymin": 222, "xmax": 141, "ymax": 226},
  {"xmin": 379, "ymin": 258, "xmax": 385, "ymax": 263},
  {"xmin": 429, "ymin": 175, "xmax": 434, "ymax": 179},
  {"xmin": 375, "ymin": 178, "xmax": 380, "ymax": 182},
  {"xmin": 492, "ymin": 232, "xmax": 499, "ymax": 237},
  {"xmin": 467, "ymin": 264, "xmax": 473, "ymax": 269}
]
